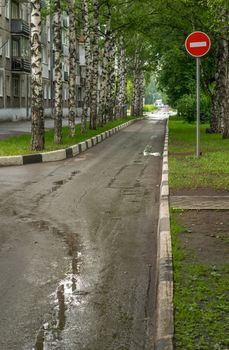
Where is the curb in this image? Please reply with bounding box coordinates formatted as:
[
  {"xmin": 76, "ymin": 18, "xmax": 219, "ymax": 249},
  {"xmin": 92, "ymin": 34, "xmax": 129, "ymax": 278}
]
[
  {"xmin": 0, "ymin": 119, "xmax": 142, "ymax": 167},
  {"xmin": 155, "ymin": 121, "xmax": 174, "ymax": 350}
]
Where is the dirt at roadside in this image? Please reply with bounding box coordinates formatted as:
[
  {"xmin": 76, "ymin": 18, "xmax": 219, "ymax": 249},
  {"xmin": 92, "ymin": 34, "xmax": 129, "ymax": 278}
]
[{"xmin": 174, "ymin": 209, "xmax": 229, "ymax": 265}]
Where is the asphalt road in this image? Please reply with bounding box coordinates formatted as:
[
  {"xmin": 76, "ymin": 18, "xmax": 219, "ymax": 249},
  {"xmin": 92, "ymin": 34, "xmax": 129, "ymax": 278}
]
[{"xmin": 0, "ymin": 114, "xmax": 166, "ymax": 350}]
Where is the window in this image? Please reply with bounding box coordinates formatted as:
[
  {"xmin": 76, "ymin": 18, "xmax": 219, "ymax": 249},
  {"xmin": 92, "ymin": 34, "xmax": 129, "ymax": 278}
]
[
  {"xmin": 42, "ymin": 46, "xmax": 48, "ymax": 64},
  {"xmin": 12, "ymin": 76, "xmax": 19, "ymax": 97},
  {"xmin": 21, "ymin": 79, "xmax": 25, "ymax": 97},
  {"xmin": 0, "ymin": 36, "xmax": 2, "ymax": 56},
  {"xmin": 11, "ymin": 2, "xmax": 19, "ymax": 19},
  {"xmin": 6, "ymin": 75, "xmax": 10, "ymax": 96},
  {"xmin": 62, "ymin": 30, "xmax": 68, "ymax": 46},
  {"xmin": 0, "ymin": 72, "xmax": 3, "ymax": 96},
  {"xmin": 44, "ymin": 83, "xmax": 47, "ymax": 99},
  {"xmin": 64, "ymin": 62, "xmax": 69, "ymax": 73},
  {"xmin": 47, "ymin": 25, "xmax": 50, "ymax": 42},
  {"xmin": 5, "ymin": 0, "xmax": 9, "ymax": 18},
  {"xmin": 48, "ymin": 84, "xmax": 51, "ymax": 99},
  {"xmin": 12, "ymin": 40, "xmax": 19, "ymax": 57},
  {"xmin": 5, "ymin": 39, "xmax": 10, "ymax": 58},
  {"xmin": 21, "ymin": 37, "xmax": 29, "ymax": 58}
]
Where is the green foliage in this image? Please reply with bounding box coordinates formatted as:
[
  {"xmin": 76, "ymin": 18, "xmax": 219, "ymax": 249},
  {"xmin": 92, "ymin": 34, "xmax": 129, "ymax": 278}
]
[
  {"xmin": 175, "ymin": 93, "xmax": 211, "ymax": 123},
  {"xmin": 171, "ymin": 210, "xmax": 229, "ymax": 349},
  {"xmin": 169, "ymin": 119, "xmax": 229, "ymax": 189},
  {"xmin": 143, "ymin": 104, "xmax": 157, "ymax": 112}
]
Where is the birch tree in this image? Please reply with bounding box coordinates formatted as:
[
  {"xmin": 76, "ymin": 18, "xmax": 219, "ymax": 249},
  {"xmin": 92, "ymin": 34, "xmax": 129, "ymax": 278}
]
[
  {"xmin": 68, "ymin": 0, "xmax": 77, "ymax": 137},
  {"xmin": 106, "ymin": 34, "xmax": 116, "ymax": 121},
  {"xmin": 53, "ymin": 0, "xmax": 63, "ymax": 144},
  {"xmin": 98, "ymin": 10, "xmax": 111, "ymax": 125},
  {"xmin": 90, "ymin": 0, "xmax": 99, "ymax": 130},
  {"xmin": 31, "ymin": 0, "xmax": 45, "ymax": 151},
  {"xmin": 81, "ymin": 0, "xmax": 91, "ymax": 133}
]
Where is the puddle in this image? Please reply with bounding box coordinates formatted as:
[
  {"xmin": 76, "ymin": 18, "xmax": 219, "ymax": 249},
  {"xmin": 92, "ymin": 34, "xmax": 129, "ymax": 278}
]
[
  {"xmin": 143, "ymin": 146, "xmax": 162, "ymax": 157},
  {"xmin": 33, "ymin": 251, "xmax": 89, "ymax": 350}
]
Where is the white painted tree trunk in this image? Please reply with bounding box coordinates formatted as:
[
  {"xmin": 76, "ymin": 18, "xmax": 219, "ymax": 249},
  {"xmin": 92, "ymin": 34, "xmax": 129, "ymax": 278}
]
[
  {"xmin": 31, "ymin": 0, "xmax": 45, "ymax": 151},
  {"xmin": 53, "ymin": 0, "xmax": 63, "ymax": 144},
  {"xmin": 115, "ymin": 46, "xmax": 122, "ymax": 120},
  {"xmin": 106, "ymin": 36, "xmax": 116, "ymax": 121},
  {"xmin": 68, "ymin": 0, "xmax": 77, "ymax": 137},
  {"xmin": 131, "ymin": 58, "xmax": 144, "ymax": 117},
  {"xmin": 98, "ymin": 15, "xmax": 111, "ymax": 125},
  {"xmin": 90, "ymin": 0, "xmax": 99, "ymax": 129},
  {"xmin": 81, "ymin": 0, "xmax": 91, "ymax": 133}
]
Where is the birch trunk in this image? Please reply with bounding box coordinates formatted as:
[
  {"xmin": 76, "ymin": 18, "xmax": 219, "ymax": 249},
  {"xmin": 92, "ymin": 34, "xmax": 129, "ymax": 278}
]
[
  {"xmin": 106, "ymin": 36, "xmax": 116, "ymax": 121},
  {"xmin": 120, "ymin": 43, "xmax": 127, "ymax": 118},
  {"xmin": 115, "ymin": 38, "xmax": 127, "ymax": 119},
  {"xmin": 53, "ymin": 0, "xmax": 62, "ymax": 144},
  {"xmin": 68, "ymin": 0, "xmax": 77, "ymax": 137},
  {"xmin": 115, "ymin": 46, "xmax": 122, "ymax": 120},
  {"xmin": 131, "ymin": 58, "xmax": 144, "ymax": 117},
  {"xmin": 81, "ymin": 0, "xmax": 91, "ymax": 133},
  {"xmin": 98, "ymin": 14, "xmax": 111, "ymax": 125},
  {"xmin": 31, "ymin": 0, "xmax": 45, "ymax": 151},
  {"xmin": 90, "ymin": 0, "xmax": 99, "ymax": 130}
]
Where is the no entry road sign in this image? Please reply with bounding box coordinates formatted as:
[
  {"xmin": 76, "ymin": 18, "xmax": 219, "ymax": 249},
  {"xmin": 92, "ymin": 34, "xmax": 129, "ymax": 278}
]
[
  {"xmin": 185, "ymin": 31, "xmax": 211, "ymax": 159},
  {"xmin": 185, "ymin": 31, "xmax": 211, "ymax": 57}
]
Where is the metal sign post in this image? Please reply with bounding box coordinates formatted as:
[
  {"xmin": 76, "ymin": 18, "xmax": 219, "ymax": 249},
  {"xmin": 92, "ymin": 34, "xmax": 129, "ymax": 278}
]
[
  {"xmin": 196, "ymin": 57, "xmax": 200, "ymax": 158},
  {"xmin": 185, "ymin": 31, "xmax": 211, "ymax": 158}
]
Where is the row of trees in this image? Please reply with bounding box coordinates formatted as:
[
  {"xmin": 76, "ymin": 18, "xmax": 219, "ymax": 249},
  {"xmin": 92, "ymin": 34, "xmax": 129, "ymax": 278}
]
[
  {"xmin": 30, "ymin": 0, "xmax": 146, "ymax": 151},
  {"xmin": 131, "ymin": 0, "xmax": 229, "ymax": 138},
  {"xmin": 30, "ymin": 0, "xmax": 229, "ymax": 152}
]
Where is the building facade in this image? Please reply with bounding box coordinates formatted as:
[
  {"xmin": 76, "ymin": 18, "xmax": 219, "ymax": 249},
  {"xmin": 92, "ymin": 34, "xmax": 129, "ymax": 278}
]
[{"xmin": 0, "ymin": 0, "xmax": 85, "ymax": 121}]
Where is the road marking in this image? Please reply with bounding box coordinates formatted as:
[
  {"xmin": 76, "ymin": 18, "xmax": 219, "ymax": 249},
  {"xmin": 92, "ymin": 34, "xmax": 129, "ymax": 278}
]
[{"xmin": 190, "ymin": 41, "xmax": 207, "ymax": 48}]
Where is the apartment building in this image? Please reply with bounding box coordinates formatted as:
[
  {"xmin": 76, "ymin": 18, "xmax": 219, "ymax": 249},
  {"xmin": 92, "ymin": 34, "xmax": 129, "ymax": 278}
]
[{"xmin": 0, "ymin": 0, "xmax": 85, "ymax": 121}]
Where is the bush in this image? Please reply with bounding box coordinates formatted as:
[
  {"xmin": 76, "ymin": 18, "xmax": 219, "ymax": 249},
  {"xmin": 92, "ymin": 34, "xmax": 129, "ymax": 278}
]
[
  {"xmin": 143, "ymin": 104, "xmax": 158, "ymax": 112},
  {"xmin": 175, "ymin": 94, "xmax": 211, "ymax": 123}
]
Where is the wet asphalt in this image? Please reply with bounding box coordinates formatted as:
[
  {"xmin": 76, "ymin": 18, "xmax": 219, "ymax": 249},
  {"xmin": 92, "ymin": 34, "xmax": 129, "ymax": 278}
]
[{"xmin": 0, "ymin": 114, "xmax": 166, "ymax": 350}]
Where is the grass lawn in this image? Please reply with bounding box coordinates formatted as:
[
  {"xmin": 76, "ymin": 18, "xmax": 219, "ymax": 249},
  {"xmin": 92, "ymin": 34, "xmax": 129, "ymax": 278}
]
[
  {"xmin": 171, "ymin": 210, "xmax": 229, "ymax": 350},
  {"xmin": 0, "ymin": 117, "xmax": 136, "ymax": 156},
  {"xmin": 169, "ymin": 118, "xmax": 229, "ymax": 190}
]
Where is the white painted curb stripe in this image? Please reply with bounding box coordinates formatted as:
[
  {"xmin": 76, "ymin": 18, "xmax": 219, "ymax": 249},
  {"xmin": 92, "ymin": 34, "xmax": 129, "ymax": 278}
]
[
  {"xmin": 155, "ymin": 120, "xmax": 173, "ymax": 350},
  {"xmin": 42, "ymin": 149, "xmax": 66, "ymax": 162},
  {"xmin": 0, "ymin": 155, "xmax": 23, "ymax": 166}
]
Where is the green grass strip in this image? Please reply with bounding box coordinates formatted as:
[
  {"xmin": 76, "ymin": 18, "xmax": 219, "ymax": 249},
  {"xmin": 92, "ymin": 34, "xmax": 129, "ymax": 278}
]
[
  {"xmin": 171, "ymin": 210, "xmax": 229, "ymax": 350},
  {"xmin": 169, "ymin": 118, "xmax": 229, "ymax": 190},
  {"xmin": 0, "ymin": 117, "xmax": 138, "ymax": 156}
]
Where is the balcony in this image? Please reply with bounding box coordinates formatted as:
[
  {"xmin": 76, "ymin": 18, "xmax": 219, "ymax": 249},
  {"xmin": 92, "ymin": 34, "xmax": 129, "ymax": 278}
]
[
  {"xmin": 11, "ymin": 19, "xmax": 30, "ymax": 37},
  {"xmin": 12, "ymin": 57, "xmax": 31, "ymax": 73}
]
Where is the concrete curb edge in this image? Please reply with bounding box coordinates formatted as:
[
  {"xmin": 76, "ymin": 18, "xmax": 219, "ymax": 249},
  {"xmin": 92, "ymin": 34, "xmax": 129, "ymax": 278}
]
[
  {"xmin": 0, "ymin": 118, "xmax": 144, "ymax": 167},
  {"xmin": 155, "ymin": 120, "xmax": 174, "ymax": 350}
]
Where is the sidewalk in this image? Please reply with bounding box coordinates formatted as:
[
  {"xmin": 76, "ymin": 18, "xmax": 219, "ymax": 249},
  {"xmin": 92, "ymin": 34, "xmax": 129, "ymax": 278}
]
[{"xmin": 0, "ymin": 118, "xmax": 79, "ymax": 140}]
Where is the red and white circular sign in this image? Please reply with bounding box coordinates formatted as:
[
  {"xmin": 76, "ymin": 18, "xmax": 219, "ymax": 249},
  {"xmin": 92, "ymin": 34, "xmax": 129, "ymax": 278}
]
[{"xmin": 185, "ymin": 31, "xmax": 211, "ymax": 57}]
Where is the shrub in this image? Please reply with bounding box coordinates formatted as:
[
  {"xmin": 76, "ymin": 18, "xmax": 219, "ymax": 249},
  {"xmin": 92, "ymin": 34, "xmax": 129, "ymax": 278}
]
[
  {"xmin": 175, "ymin": 94, "xmax": 211, "ymax": 123},
  {"xmin": 143, "ymin": 104, "xmax": 158, "ymax": 112}
]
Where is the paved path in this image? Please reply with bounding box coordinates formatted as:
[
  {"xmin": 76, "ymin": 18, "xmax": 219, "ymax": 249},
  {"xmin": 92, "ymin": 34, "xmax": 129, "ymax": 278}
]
[
  {"xmin": 0, "ymin": 118, "xmax": 77, "ymax": 140},
  {"xmin": 0, "ymin": 116, "xmax": 166, "ymax": 350},
  {"xmin": 170, "ymin": 195, "xmax": 229, "ymax": 210}
]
